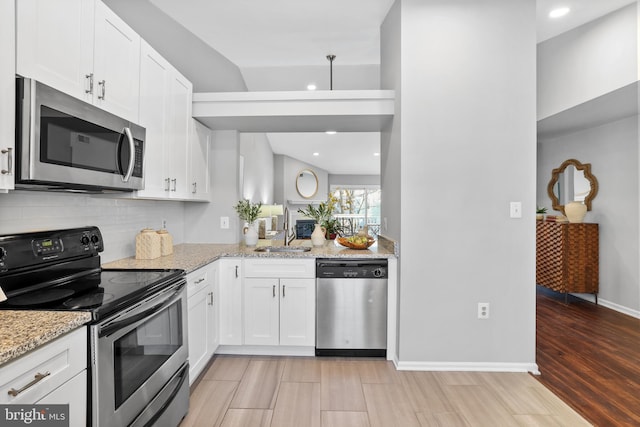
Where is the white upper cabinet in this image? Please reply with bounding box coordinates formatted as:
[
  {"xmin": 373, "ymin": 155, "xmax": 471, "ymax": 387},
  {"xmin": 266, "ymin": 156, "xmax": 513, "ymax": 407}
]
[
  {"xmin": 0, "ymin": 0, "xmax": 15, "ymax": 192},
  {"xmin": 137, "ymin": 41, "xmax": 193, "ymax": 200},
  {"xmin": 189, "ymin": 119, "xmax": 211, "ymax": 201},
  {"xmin": 16, "ymin": 0, "xmax": 140, "ymax": 122},
  {"xmin": 92, "ymin": 0, "xmax": 141, "ymax": 122}
]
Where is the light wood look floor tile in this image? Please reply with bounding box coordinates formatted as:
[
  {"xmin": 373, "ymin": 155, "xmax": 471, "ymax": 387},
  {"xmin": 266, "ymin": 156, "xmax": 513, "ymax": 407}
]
[
  {"xmin": 362, "ymin": 383, "xmax": 421, "ymax": 427},
  {"xmin": 281, "ymin": 357, "xmax": 321, "ymax": 383},
  {"xmin": 321, "ymin": 411, "xmax": 370, "ymax": 427},
  {"xmin": 320, "ymin": 361, "xmax": 367, "ymax": 411},
  {"xmin": 204, "ymin": 356, "xmax": 251, "ymax": 381},
  {"xmin": 219, "ymin": 409, "xmax": 273, "ymax": 427},
  {"xmin": 184, "ymin": 356, "xmax": 591, "ymax": 427},
  {"xmin": 271, "ymin": 382, "xmax": 321, "ymax": 427},
  {"xmin": 181, "ymin": 380, "xmax": 238, "ymax": 427},
  {"xmin": 416, "ymin": 411, "xmax": 471, "ymax": 427},
  {"xmin": 230, "ymin": 359, "xmax": 285, "ymax": 409}
]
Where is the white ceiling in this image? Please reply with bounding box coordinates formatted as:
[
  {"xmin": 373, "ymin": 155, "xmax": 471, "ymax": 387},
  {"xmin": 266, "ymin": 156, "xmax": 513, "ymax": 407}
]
[{"xmin": 151, "ymin": 0, "xmax": 636, "ymax": 174}]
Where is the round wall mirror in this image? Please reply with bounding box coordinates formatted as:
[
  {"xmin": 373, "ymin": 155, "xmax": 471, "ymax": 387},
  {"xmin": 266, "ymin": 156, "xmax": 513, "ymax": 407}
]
[
  {"xmin": 547, "ymin": 159, "xmax": 598, "ymax": 214},
  {"xmin": 296, "ymin": 169, "xmax": 318, "ymax": 199}
]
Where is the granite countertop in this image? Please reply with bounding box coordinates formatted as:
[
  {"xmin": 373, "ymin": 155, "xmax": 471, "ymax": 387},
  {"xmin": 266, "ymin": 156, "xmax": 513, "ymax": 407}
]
[
  {"xmin": 103, "ymin": 236, "xmax": 398, "ymax": 274},
  {"xmin": 0, "ymin": 311, "xmax": 91, "ymax": 366}
]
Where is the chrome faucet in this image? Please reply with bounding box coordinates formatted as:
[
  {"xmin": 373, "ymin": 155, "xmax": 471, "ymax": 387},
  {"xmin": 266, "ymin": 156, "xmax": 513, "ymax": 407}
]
[{"xmin": 283, "ymin": 206, "xmax": 296, "ymax": 246}]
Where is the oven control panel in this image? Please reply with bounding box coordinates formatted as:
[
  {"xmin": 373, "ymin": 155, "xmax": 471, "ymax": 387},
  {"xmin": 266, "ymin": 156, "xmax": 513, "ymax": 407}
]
[
  {"xmin": 0, "ymin": 226, "xmax": 104, "ymax": 272},
  {"xmin": 32, "ymin": 237, "xmax": 64, "ymax": 256}
]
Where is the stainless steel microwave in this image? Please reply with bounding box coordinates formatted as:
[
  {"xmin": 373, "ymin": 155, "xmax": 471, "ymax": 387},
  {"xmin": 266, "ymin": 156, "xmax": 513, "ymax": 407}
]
[{"xmin": 15, "ymin": 77, "xmax": 145, "ymax": 192}]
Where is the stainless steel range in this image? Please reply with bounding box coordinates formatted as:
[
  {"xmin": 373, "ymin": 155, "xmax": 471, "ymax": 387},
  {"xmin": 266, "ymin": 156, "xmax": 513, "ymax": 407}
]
[{"xmin": 0, "ymin": 227, "xmax": 189, "ymax": 427}]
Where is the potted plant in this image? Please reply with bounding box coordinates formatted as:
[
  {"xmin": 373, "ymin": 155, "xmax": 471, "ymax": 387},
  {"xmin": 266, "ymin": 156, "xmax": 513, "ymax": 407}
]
[
  {"xmin": 233, "ymin": 199, "xmax": 262, "ymax": 246},
  {"xmin": 536, "ymin": 206, "xmax": 547, "ymax": 221},
  {"xmin": 298, "ymin": 200, "xmax": 343, "ymax": 240}
]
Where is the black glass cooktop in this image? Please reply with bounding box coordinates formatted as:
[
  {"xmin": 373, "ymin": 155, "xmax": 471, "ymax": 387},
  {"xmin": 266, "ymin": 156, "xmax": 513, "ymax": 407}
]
[{"xmin": 0, "ymin": 268, "xmax": 184, "ymax": 322}]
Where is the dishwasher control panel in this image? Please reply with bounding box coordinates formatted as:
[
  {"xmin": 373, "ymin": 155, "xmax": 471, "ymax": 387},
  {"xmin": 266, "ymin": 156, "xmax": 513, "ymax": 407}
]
[{"xmin": 316, "ymin": 259, "xmax": 388, "ymax": 279}]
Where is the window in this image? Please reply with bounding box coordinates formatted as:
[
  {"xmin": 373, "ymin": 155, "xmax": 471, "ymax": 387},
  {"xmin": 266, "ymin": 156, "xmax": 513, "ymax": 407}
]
[{"xmin": 330, "ymin": 186, "xmax": 381, "ymax": 236}]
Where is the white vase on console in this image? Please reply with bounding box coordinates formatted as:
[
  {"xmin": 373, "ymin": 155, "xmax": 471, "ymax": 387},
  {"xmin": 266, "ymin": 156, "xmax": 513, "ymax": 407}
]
[{"xmin": 565, "ymin": 201, "xmax": 587, "ymax": 223}]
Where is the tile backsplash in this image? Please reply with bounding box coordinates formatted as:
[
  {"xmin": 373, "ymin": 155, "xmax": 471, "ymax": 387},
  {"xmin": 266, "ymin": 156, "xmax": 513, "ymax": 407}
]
[{"xmin": 0, "ymin": 191, "xmax": 185, "ymax": 263}]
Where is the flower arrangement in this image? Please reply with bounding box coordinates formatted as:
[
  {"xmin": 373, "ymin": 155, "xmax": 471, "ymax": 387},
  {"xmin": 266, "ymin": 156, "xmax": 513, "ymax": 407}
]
[
  {"xmin": 298, "ymin": 195, "xmax": 343, "ymax": 238},
  {"xmin": 233, "ymin": 199, "xmax": 262, "ymax": 224}
]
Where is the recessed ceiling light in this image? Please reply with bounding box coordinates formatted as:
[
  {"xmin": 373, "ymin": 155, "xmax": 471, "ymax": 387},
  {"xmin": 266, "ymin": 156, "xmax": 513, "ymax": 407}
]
[
  {"xmin": 325, "ymin": 131, "xmax": 337, "ymax": 135},
  {"xmin": 373, "ymin": 152, "xmax": 380, "ymax": 156},
  {"xmin": 313, "ymin": 152, "xmax": 320, "ymax": 156},
  {"xmin": 307, "ymin": 83, "xmax": 317, "ymax": 90},
  {"xmin": 549, "ymin": 7, "xmax": 570, "ymax": 18}
]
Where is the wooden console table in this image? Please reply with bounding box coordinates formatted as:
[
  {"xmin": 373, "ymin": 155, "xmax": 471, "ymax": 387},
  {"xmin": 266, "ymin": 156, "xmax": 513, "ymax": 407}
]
[{"xmin": 536, "ymin": 221, "xmax": 599, "ymax": 303}]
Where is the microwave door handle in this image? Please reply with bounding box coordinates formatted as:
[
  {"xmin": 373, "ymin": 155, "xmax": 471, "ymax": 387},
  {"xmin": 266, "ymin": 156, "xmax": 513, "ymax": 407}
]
[{"xmin": 121, "ymin": 127, "xmax": 135, "ymax": 182}]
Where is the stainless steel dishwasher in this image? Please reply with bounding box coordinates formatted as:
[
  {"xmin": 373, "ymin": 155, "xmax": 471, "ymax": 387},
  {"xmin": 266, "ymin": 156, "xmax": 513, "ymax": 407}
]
[{"xmin": 316, "ymin": 259, "xmax": 388, "ymax": 357}]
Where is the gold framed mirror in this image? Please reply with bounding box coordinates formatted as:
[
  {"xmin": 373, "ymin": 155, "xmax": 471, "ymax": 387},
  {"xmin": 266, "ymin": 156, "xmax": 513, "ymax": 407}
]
[
  {"xmin": 296, "ymin": 169, "xmax": 318, "ymax": 199},
  {"xmin": 547, "ymin": 158, "xmax": 598, "ymax": 214}
]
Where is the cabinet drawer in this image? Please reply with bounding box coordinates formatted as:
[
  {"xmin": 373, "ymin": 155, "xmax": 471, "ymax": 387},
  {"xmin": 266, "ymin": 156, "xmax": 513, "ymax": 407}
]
[
  {"xmin": 187, "ymin": 266, "xmax": 210, "ymax": 298},
  {"xmin": 0, "ymin": 327, "xmax": 86, "ymax": 404},
  {"xmin": 243, "ymin": 258, "xmax": 315, "ymax": 278}
]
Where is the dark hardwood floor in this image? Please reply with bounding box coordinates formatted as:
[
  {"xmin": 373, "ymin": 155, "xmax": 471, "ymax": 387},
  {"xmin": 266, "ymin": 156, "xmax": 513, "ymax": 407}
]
[{"xmin": 535, "ymin": 286, "xmax": 640, "ymax": 427}]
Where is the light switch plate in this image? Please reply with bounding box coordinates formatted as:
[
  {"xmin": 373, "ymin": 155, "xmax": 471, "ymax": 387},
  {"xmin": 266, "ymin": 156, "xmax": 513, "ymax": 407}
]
[
  {"xmin": 220, "ymin": 216, "xmax": 230, "ymax": 229},
  {"xmin": 510, "ymin": 202, "xmax": 522, "ymax": 218}
]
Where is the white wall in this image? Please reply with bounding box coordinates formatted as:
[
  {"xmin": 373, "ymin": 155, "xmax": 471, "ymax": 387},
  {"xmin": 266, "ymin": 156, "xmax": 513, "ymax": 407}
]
[
  {"xmin": 537, "ymin": 116, "xmax": 640, "ymax": 314},
  {"xmin": 329, "ymin": 174, "xmax": 380, "ymax": 187},
  {"xmin": 0, "ymin": 192, "xmax": 184, "ymax": 263},
  {"xmin": 239, "ymin": 133, "xmax": 275, "ymax": 204},
  {"xmin": 382, "ymin": 0, "xmax": 537, "ymax": 369},
  {"xmin": 537, "ymin": 3, "xmax": 638, "ymax": 120}
]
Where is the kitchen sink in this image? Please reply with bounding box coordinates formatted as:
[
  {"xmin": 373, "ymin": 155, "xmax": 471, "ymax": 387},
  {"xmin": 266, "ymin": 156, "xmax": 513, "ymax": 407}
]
[{"xmin": 254, "ymin": 246, "xmax": 312, "ymax": 253}]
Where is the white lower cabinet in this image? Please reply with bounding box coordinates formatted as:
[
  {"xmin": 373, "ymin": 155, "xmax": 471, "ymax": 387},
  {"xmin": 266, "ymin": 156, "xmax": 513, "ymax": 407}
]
[
  {"xmin": 0, "ymin": 327, "xmax": 87, "ymax": 426},
  {"xmin": 218, "ymin": 258, "xmax": 243, "ymax": 345},
  {"xmin": 187, "ymin": 262, "xmax": 219, "ymax": 384},
  {"xmin": 244, "ymin": 277, "xmax": 315, "ymax": 346},
  {"xmin": 243, "ymin": 258, "xmax": 316, "ymax": 347}
]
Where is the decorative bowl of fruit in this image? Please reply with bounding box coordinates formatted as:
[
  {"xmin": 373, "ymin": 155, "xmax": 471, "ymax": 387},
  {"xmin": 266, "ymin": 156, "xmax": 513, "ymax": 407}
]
[{"xmin": 337, "ymin": 235, "xmax": 376, "ymax": 250}]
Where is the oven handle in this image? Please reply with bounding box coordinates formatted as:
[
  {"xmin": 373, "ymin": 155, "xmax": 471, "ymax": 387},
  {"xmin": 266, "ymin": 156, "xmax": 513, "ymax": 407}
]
[
  {"xmin": 130, "ymin": 363, "xmax": 188, "ymax": 427},
  {"xmin": 99, "ymin": 282, "xmax": 185, "ymax": 338}
]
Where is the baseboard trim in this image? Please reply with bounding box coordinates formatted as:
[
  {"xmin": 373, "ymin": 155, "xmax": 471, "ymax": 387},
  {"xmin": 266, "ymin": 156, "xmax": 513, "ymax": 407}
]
[
  {"xmin": 395, "ymin": 361, "xmax": 540, "ymax": 375},
  {"xmin": 571, "ymin": 293, "xmax": 640, "ymax": 319},
  {"xmin": 215, "ymin": 345, "xmax": 315, "ymax": 357}
]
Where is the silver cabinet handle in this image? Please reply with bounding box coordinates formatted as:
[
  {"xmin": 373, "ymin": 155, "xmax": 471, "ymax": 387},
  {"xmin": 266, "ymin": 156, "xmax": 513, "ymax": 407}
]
[
  {"xmin": 273, "ymin": 285, "xmax": 276, "ymax": 298},
  {"xmin": 208, "ymin": 291, "xmax": 214, "ymax": 305},
  {"xmin": 171, "ymin": 178, "xmax": 177, "ymax": 192},
  {"xmin": 235, "ymin": 265, "xmax": 238, "ymax": 278},
  {"xmin": 8, "ymin": 372, "xmax": 50, "ymax": 397},
  {"xmin": 98, "ymin": 79, "xmax": 106, "ymax": 100},
  {"xmin": 1, "ymin": 147, "xmax": 12, "ymax": 175},
  {"xmin": 282, "ymin": 285, "xmax": 286, "ymax": 298},
  {"xmin": 85, "ymin": 73, "xmax": 94, "ymax": 94},
  {"xmin": 165, "ymin": 178, "xmax": 171, "ymax": 192},
  {"xmin": 194, "ymin": 278, "xmax": 205, "ymax": 284},
  {"xmin": 192, "ymin": 182, "xmax": 197, "ymax": 194}
]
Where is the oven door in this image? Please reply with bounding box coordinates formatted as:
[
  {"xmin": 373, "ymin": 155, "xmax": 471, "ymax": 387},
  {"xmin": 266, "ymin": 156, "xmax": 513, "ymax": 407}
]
[{"xmin": 90, "ymin": 279, "xmax": 188, "ymax": 427}]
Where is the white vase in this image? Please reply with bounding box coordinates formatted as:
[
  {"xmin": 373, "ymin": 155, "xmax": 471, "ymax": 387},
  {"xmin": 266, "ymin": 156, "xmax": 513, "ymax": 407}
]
[
  {"xmin": 565, "ymin": 201, "xmax": 587, "ymax": 223},
  {"xmin": 243, "ymin": 222, "xmax": 259, "ymax": 246},
  {"xmin": 311, "ymin": 223, "xmax": 326, "ymax": 247}
]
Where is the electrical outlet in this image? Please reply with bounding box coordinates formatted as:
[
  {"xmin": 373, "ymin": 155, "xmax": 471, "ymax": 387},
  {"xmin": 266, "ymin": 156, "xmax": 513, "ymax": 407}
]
[
  {"xmin": 220, "ymin": 216, "xmax": 230, "ymax": 229},
  {"xmin": 478, "ymin": 302, "xmax": 490, "ymax": 319},
  {"xmin": 162, "ymin": 219, "xmax": 167, "ymax": 229}
]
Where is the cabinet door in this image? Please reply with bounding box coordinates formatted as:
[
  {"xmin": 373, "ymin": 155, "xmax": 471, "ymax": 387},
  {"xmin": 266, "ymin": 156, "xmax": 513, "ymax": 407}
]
[
  {"xmin": 188, "ymin": 286, "xmax": 209, "ymax": 384},
  {"xmin": 0, "ymin": 0, "xmax": 15, "ymax": 191},
  {"xmin": 189, "ymin": 120, "xmax": 211, "ymax": 201},
  {"xmin": 218, "ymin": 259, "xmax": 243, "ymax": 345},
  {"xmin": 165, "ymin": 73, "xmax": 192, "ymax": 199},
  {"xmin": 16, "ymin": 0, "xmax": 94, "ymax": 103},
  {"xmin": 137, "ymin": 41, "xmax": 170, "ymax": 198},
  {"xmin": 279, "ymin": 278, "xmax": 316, "ymax": 346},
  {"xmin": 93, "ymin": 0, "xmax": 140, "ymax": 122},
  {"xmin": 207, "ymin": 262, "xmax": 220, "ymax": 355},
  {"xmin": 244, "ymin": 278, "xmax": 280, "ymax": 346},
  {"xmin": 36, "ymin": 371, "xmax": 86, "ymax": 427}
]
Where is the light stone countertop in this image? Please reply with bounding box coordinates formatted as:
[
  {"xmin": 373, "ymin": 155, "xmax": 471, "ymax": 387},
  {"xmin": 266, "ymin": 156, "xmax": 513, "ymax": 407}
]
[
  {"xmin": 103, "ymin": 236, "xmax": 398, "ymax": 274},
  {"xmin": 0, "ymin": 311, "xmax": 91, "ymax": 366}
]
